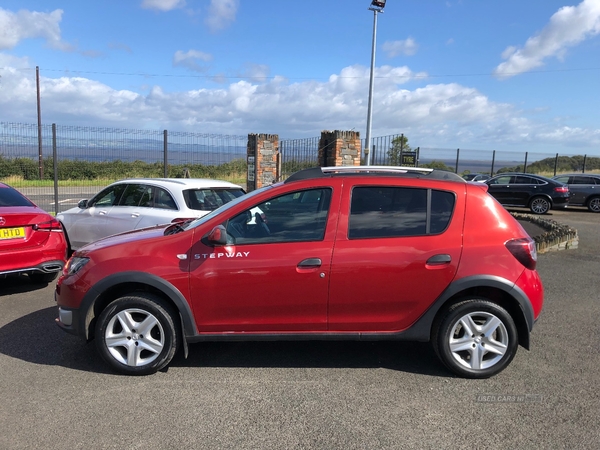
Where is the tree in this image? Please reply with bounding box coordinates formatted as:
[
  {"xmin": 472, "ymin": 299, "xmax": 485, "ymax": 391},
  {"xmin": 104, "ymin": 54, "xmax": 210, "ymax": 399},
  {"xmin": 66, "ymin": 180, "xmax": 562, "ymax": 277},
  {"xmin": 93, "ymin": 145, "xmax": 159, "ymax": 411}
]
[{"xmin": 387, "ymin": 135, "xmax": 412, "ymax": 166}]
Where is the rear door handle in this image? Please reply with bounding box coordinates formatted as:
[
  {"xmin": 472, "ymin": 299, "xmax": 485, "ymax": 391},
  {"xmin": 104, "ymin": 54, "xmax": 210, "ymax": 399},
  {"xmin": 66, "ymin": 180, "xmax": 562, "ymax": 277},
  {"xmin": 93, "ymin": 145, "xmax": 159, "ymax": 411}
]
[
  {"xmin": 131, "ymin": 213, "xmax": 140, "ymax": 218},
  {"xmin": 298, "ymin": 258, "xmax": 322, "ymax": 268},
  {"xmin": 426, "ymin": 254, "xmax": 451, "ymax": 266}
]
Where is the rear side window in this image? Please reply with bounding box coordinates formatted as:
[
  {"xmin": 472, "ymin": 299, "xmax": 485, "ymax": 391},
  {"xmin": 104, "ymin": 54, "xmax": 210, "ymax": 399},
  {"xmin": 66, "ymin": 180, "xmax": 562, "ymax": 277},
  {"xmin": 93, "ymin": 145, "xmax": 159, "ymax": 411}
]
[
  {"xmin": 184, "ymin": 188, "xmax": 245, "ymax": 211},
  {"xmin": 0, "ymin": 187, "xmax": 34, "ymax": 207},
  {"xmin": 571, "ymin": 176, "xmax": 597, "ymax": 185},
  {"xmin": 349, "ymin": 186, "xmax": 455, "ymax": 239},
  {"xmin": 119, "ymin": 184, "xmax": 148, "ymax": 207}
]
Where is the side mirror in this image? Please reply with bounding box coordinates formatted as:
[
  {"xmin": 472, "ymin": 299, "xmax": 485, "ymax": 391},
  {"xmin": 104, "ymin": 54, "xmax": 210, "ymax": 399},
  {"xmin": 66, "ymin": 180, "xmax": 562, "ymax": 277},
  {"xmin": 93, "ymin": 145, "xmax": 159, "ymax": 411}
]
[
  {"xmin": 78, "ymin": 199, "xmax": 88, "ymax": 209},
  {"xmin": 207, "ymin": 225, "xmax": 228, "ymax": 246}
]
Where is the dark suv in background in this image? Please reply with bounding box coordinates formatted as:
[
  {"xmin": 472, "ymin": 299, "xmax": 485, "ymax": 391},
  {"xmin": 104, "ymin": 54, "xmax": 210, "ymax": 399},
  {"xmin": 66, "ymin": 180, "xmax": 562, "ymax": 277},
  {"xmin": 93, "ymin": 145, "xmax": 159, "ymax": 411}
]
[
  {"xmin": 552, "ymin": 173, "xmax": 600, "ymax": 213},
  {"xmin": 484, "ymin": 173, "xmax": 570, "ymax": 214}
]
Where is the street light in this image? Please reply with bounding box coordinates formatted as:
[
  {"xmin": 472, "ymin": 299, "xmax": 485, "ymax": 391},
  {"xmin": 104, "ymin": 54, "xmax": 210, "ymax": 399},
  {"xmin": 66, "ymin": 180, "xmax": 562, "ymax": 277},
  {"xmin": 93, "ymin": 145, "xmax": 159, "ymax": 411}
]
[{"xmin": 365, "ymin": 0, "xmax": 386, "ymax": 165}]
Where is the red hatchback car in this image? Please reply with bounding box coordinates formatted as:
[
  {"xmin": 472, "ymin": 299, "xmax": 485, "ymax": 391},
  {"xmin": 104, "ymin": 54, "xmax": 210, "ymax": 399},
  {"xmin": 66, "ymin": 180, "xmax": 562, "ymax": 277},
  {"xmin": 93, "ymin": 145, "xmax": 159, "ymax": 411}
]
[
  {"xmin": 1, "ymin": 183, "xmax": 67, "ymax": 283},
  {"xmin": 55, "ymin": 166, "xmax": 543, "ymax": 378}
]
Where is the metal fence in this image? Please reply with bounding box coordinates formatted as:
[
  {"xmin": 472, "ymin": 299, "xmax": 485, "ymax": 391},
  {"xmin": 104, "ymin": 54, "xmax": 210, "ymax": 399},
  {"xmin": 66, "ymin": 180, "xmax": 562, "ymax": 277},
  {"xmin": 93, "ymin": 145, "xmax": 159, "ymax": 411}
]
[{"xmin": 2, "ymin": 122, "xmax": 599, "ymax": 214}]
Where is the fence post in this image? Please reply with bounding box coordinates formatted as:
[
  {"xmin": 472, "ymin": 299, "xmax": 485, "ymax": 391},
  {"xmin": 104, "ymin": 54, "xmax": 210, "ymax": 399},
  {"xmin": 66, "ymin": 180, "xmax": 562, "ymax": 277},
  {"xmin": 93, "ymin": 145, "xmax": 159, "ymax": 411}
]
[
  {"xmin": 455, "ymin": 148, "xmax": 460, "ymax": 174},
  {"xmin": 523, "ymin": 152, "xmax": 528, "ymax": 173},
  {"xmin": 52, "ymin": 124, "xmax": 59, "ymax": 215},
  {"xmin": 163, "ymin": 130, "xmax": 168, "ymax": 177},
  {"xmin": 416, "ymin": 147, "xmax": 420, "ymax": 167},
  {"xmin": 583, "ymin": 155, "xmax": 587, "ymax": 173},
  {"xmin": 554, "ymin": 153, "xmax": 558, "ymax": 176},
  {"xmin": 399, "ymin": 134, "xmax": 404, "ymax": 165},
  {"xmin": 491, "ymin": 150, "xmax": 496, "ymax": 176}
]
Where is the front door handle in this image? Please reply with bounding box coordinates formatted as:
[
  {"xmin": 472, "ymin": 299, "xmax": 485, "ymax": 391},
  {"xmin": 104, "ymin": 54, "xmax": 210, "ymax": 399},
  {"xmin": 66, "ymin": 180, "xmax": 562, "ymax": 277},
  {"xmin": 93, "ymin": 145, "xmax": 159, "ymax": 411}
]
[
  {"xmin": 298, "ymin": 258, "xmax": 322, "ymax": 268},
  {"xmin": 426, "ymin": 254, "xmax": 451, "ymax": 266},
  {"xmin": 131, "ymin": 213, "xmax": 140, "ymax": 218}
]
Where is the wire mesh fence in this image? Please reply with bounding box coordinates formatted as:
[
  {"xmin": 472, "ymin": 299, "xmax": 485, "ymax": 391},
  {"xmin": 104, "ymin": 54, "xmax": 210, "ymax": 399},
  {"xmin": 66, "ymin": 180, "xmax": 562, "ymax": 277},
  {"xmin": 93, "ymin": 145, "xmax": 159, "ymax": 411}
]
[{"xmin": 2, "ymin": 122, "xmax": 599, "ymax": 214}]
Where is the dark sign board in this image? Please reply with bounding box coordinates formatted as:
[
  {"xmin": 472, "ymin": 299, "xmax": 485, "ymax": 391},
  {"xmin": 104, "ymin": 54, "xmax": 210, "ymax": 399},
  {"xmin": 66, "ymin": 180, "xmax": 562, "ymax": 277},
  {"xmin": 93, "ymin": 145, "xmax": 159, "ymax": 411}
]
[{"xmin": 401, "ymin": 152, "xmax": 417, "ymax": 167}]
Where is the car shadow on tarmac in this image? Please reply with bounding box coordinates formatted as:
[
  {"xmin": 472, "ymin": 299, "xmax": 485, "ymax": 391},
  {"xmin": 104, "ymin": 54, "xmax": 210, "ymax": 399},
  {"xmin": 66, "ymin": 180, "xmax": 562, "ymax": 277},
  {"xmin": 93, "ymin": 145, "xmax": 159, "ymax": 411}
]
[
  {"xmin": 0, "ymin": 274, "xmax": 54, "ymax": 297},
  {"xmin": 0, "ymin": 306, "xmax": 452, "ymax": 378}
]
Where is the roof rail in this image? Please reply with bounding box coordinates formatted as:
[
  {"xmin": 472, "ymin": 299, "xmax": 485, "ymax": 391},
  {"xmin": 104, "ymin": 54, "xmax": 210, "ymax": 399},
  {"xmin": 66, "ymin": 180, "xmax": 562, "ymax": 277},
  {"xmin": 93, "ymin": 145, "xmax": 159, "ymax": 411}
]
[
  {"xmin": 285, "ymin": 165, "xmax": 465, "ymax": 183},
  {"xmin": 321, "ymin": 165, "xmax": 434, "ymax": 174}
]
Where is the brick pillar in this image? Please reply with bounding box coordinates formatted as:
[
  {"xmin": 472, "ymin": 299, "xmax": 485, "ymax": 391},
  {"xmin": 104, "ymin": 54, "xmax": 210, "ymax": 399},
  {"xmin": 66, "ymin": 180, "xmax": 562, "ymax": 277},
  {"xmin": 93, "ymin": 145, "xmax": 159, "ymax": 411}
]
[
  {"xmin": 247, "ymin": 134, "xmax": 279, "ymax": 191},
  {"xmin": 318, "ymin": 130, "xmax": 361, "ymax": 167}
]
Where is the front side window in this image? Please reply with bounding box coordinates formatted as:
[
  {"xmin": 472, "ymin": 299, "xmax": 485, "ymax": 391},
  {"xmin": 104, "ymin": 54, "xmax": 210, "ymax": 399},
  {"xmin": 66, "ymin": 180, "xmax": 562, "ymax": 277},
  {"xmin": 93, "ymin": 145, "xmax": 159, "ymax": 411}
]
[
  {"xmin": 89, "ymin": 184, "xmax": 127, "ymax": 207},
  {"xmin": 489, "ymin": 176, "xmax": 513, "ymax": 185},
  {"xmin": 349, "ymin": 186, "xmax": 455, "ymax": 239},
  {"xmin": 225, "ymin": 188, "xmax": 332, "ymax": 244}
]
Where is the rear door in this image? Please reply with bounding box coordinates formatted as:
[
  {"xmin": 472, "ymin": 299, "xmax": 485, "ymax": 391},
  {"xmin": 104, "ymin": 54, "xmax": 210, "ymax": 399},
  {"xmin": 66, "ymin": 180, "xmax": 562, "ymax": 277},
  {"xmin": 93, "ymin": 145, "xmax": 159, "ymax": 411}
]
[{"xmin": 328, "ymin": 180, "xmax": 464, "ymax": 332}]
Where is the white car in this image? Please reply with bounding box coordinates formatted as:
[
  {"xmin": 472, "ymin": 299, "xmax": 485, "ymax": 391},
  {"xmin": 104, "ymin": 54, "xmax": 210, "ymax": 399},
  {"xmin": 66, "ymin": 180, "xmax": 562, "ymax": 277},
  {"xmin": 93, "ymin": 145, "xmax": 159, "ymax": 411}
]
[{"xmin": 57, "ymin": 178, "xmax": 245, "ymax": 251}]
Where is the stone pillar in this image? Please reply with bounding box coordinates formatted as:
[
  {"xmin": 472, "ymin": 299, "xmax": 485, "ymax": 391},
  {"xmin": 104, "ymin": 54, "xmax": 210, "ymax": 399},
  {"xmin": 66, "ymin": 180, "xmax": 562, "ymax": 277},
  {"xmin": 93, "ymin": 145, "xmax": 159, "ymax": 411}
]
[
  {"xmin": 318, "ymin": 130, "xmax": 361, "ymax": 167},
  {"xmin": 247, "ymin": 134, "xmax": 279, "ymax": 191}
]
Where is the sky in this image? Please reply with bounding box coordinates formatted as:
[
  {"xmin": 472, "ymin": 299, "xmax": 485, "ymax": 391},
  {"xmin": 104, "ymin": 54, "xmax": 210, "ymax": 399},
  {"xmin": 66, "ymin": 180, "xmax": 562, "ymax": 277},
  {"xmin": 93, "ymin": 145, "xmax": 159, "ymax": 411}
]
[{"xmin": 1, "ymin": 0, "xmax": 599, "ymax": 155}]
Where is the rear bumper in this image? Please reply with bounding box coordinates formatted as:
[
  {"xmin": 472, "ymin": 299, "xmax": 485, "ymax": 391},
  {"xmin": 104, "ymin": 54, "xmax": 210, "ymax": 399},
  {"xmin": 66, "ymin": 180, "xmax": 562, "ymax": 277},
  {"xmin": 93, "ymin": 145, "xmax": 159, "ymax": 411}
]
[{"xmin": 0, "ymin": 259, "xmax": 65, "ymax": 277}]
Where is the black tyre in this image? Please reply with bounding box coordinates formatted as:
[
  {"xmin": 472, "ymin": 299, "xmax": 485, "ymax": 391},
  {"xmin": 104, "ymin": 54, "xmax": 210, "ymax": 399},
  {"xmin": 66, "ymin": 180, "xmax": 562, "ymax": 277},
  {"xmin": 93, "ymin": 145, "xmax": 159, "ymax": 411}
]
[
  {"xmin": 29, "ymin": 272, "xmax": 59, "ymax": 283},
  {"xmin": 432, "ymin": 299, "xmax": 518, "ymax": 378},
  {"xmin": 587, "ymin": 196, "xmax": 600, "ymax": 213},
  {"xmin": 529, "ymin": 196, "xmax": 550, "ymax": 214},
  {"xmin": 95, "ymin": 293, "xmax": 179, "ymax": 375}
]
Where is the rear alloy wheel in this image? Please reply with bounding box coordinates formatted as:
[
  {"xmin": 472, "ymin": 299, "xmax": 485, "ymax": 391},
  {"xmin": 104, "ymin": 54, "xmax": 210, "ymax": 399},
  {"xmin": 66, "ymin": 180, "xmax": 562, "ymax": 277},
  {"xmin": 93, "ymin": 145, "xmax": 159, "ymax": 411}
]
[
  {"xmin": 529, "ymin": 196, "xmax": 550, "ymax": 214},
  {"xmin": 95, "ymin": 294, "xmax": 179, "ymax": 375},
  {"xmin": 587, "ymin": 196, "xmax": 600, "ymax": 213},
  {"xmin": 433, "ymin": 299, "xmax": 518, "ymax": 378}
]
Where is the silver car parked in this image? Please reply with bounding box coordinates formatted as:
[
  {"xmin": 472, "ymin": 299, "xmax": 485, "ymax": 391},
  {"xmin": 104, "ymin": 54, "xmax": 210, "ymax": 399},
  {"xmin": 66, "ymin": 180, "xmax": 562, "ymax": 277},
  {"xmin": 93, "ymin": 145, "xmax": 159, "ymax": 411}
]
[{"xmin": 57, "ymin": 178, "xmax": 245, "ymax": 251}]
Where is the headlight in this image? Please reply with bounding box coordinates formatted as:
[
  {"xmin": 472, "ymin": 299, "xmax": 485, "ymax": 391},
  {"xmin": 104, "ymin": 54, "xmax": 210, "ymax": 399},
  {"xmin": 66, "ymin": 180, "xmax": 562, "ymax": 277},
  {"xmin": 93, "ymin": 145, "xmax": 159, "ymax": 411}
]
[{"xmin": 64, "ymin": 256, "xmax": 90, "ymax": 276}]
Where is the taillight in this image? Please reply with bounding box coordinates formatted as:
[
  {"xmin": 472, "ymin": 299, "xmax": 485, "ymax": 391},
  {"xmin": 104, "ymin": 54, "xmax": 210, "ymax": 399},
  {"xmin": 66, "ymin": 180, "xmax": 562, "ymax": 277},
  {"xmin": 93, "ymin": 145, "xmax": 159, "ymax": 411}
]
[
  {"xmin": 33, "ymin": 218, "xmax": 62, "ymax": 231},
  {"xmin": 554, "ymin": 186, "xmax": 569, "ymax": 193},
  {"xmin": 505, "ymin": 237, "xmax": 537, "ymax": 270}
]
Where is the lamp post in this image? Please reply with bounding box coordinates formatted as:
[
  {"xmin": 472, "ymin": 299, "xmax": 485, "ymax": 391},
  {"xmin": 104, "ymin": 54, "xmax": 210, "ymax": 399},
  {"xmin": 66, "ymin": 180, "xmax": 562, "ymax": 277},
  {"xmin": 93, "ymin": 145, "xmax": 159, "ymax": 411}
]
[{"xmin": 365, "ymin": 0, "xmax": 386, "ymax": 166}]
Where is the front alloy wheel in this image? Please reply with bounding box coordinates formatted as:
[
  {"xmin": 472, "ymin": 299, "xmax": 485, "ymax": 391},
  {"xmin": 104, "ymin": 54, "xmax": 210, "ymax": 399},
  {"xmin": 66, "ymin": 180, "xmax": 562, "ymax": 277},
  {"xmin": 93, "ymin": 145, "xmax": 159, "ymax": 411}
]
[
  {"xmin": 433, "ymin": 299, "xmax": 518, "ymax": 378},
  {"xmin": 95, "ymin": 294, "xmax": 179, "ymax": 375},
  {"xmin": 529, "ymin": 196, "xmax": 550, "ymax": 214}
]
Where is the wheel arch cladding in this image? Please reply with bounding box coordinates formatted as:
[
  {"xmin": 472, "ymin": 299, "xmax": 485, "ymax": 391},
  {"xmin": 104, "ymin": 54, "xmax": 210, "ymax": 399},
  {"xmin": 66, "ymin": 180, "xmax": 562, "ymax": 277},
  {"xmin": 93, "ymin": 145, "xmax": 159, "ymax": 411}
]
[
  {"xmin": 78, "ymin": 272, "xmax": 196, "ymax": 340},
  {"xmin": 426, "ymin": 275, "xmax": 533, "ymax": 349}
]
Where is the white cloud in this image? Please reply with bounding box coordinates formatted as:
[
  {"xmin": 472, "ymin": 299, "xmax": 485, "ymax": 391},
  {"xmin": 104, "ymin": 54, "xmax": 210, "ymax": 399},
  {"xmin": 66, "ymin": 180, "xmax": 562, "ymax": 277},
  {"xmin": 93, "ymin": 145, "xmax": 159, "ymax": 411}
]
[
  {"xmin": 0, "ymin": 7, "xmax": 71, "ymax": 51},
  {"xmin": 205, "ymin": 0, "xmax": 239, "ymax": 32},
  {"xmin": 173, "ymin": 49, "xmax": 213, "ymax": 72},
  {"xmin": 1, "ymin": 61, "xmax": 598, "ymax": 151},
  {"xmin": 382, "ymin": 38, "xmax": 418, "ymax": 57},
  {"xmin": 141, "ymin": 0, "xmax": 186, "ymax": 12},
  {"xmin": 494, "ymin": 0, "xmax": 600, "ymax": 79}
]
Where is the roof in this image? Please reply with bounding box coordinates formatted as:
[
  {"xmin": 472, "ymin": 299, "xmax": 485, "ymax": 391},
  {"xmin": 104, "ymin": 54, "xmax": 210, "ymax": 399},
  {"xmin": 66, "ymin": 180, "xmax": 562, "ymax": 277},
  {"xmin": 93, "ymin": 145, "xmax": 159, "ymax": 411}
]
[
  {"xmin": 109, "ymin": 178, "xmax": 242, "ymax": 188},
  {"xmin": 285, "ymin": 166, "xmax": 465, "ymax": 183}
]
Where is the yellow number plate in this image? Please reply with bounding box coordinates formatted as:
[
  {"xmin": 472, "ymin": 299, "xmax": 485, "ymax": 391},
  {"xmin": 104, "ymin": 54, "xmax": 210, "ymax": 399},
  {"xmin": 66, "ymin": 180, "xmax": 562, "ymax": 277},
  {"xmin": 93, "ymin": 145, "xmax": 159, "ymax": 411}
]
[{"xmin": 0, "ymin": 227, "xmax": 26, "ymax": 240}]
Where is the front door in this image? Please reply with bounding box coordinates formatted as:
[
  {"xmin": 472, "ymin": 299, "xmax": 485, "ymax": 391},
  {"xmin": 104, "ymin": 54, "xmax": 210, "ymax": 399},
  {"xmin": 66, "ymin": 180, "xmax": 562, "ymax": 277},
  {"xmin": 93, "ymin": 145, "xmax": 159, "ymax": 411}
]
[{"xmin": 188, "ymin": 186, "xmax": 338, "ymax": 332}]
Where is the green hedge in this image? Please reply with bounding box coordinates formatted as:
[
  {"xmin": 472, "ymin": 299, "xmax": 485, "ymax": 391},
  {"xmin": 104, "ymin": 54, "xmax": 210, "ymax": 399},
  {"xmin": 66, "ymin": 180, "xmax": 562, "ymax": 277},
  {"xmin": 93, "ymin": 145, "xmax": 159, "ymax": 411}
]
[{"xmin": 0, "ymin": 155, "xmax": 248, "ymax": 181}]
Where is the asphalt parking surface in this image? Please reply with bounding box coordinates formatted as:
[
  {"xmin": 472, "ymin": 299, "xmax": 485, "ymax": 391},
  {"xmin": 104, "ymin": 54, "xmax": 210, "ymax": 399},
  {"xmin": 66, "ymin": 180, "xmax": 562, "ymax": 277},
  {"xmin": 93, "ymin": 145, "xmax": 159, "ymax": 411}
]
[{"xmin": 1, "ymin": 208, "xmax": 599, "ymax": 449}]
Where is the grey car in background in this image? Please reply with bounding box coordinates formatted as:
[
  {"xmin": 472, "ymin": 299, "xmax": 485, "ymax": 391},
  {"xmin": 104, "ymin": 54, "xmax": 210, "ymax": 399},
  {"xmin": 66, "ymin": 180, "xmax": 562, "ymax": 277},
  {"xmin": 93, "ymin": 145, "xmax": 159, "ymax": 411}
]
[{"xmin": 552, "ymin": 173, "xmax": 600, "ymax": 213}]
